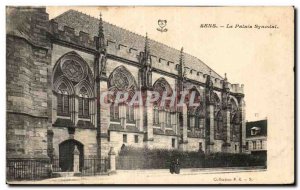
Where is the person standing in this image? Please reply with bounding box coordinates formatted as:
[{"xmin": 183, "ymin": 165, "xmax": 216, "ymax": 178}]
[
  {"xmin": 169, "ymin": 159, "xmax": 175, "ymax": 174},
  {"xmin": 174, "ymin": 158, "xmax": 180, "ymax": 174}
]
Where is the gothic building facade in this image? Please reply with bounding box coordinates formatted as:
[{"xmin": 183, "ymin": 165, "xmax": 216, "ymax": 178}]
[{"xmin": 6, "ymin": 7, "xmax": 246, "ymax": 168}]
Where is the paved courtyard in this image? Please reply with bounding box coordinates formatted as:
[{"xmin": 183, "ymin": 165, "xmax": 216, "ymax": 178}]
[{"xmin": 9, "ymin": 167, "xmax": 266, "ymax": 185}]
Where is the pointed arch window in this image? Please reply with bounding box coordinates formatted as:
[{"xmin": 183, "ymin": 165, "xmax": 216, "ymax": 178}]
[
  {"xmin": 187, "ymin": 108, "xmax": 201, "ymax": 130},
  {"xmin": 126, "ymin": 104, "xmax": 135, "ymax": 123},
  {"xmin": 153, "ymin": 106, "xmax": 159, "ymax": 125},
  {"xmin": 166, "ymin": 110, "xmax": 172, "ymax": 128},
  {"xmin": 57, "ymin": 83, "xmax": 70, "ymax": 116},
  {"xmin": 215, "ymin": 111, "xmax": 224, "ymax": 140},
  {"xmin": 187, "ymin": 88, "xmax": 202, "ymax": 130},
  {"xmin": 108, "ymin": 66, "xmax": 137, "ymax": 123},
  {"xmin": 78, "ymin": 87, "xmax": 89, "ymax": 119},
  {"xmin": 110, "ymin": 103, "xmax": 120, "ymax": 121},
  {"xmin": 152, "ymin": 78, "xmax": 173, "ymax": 128},
  {"xmin": 187, "ymin": 110, "xmax": 195, "ymax": 130},
  {"xmin": 230, "ymin": 113, "xmax": 240, "ymax": 141},
  {"xmin": 230, "ymin": 99, "xmax": 240, "ymax": 142},
  {"xmin": 195, "ymin": 112, "xmax": 200, "ymax": 129}
]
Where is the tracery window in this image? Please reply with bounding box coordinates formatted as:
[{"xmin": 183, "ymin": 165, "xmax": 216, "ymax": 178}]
[
  {"xmin": 57, "ymin": 83, "xmax": 70, "ymax": 116},
  {"xmin": 153, "ymin": 107, "xmax": 159, "ymax": 125},
  {"xmin": 215, "ymin": 111, "xmax": 224, "ymax": 140},
  {"xmin": 230, "ymin": 98, "xmax": 240, "ymax": 142},
  {"xmin": 230, "ymin": 113, "xmax": 240, "ymax": 141},
  {"xmin": 126, "ymin": 104, "xmax": 135, "ymax": 123},
  {"xmin": 108, "ymin": 66, "xmax": 138, "ymax": 123},
  {"xmin": 187, "ymin": 88, "xmax": 204, "ymax": 131},
  {"xmin": 152, "ymin": 78, "xmax": 173, "ymax": 128},
  {"xmin": 110, "ymin": 103, "xmax": 120, "ymax": 121},
  {"xmin": 166, "ymin": 110, "xmax": 172, "ymax": 128},
  {"xmin": 187, "ymin": 110, "xmax": 195, "ymax": 130},
  {"xmin": 213, "ymin": 93, "xmax": 224, "ymax": 140},
  {"xmin": 78, "ymin": 87, "xmax": 89, "ymax": 119},
  {"xmin": 53, "ymin": 52, "xmax": 95, "ymax": 128}
]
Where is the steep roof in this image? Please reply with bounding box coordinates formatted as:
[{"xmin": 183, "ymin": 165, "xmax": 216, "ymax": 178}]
[
  {"xmin": 53, "ymin": 9, "xmax": 223, "ymax": 80},
  {"xmin": 246, "ymin": 119, "xmax": 268, "ymax": 137}
]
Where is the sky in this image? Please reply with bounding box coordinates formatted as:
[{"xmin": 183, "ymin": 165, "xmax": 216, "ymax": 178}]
[{"xmin": 46, "ymin": 6, "xmax": 294, "ymax": 121}]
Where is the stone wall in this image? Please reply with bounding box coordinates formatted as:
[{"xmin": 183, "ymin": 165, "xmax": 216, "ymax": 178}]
[
  {"xmin": 6, "ymin": 113, "xmax": 48, "ymax": 157},
  {"xmin": 6, "ymin": 37, "xmax": 50, "ymax": 116},
  {"xmin": 152, "ymin": 134, "xmax": 178, "ymax": 150},
  {"xmin": 186, "ymin": 137, "xmax": 206, "ymax": 152},
  {"xmin": 213, "ymin": 140, "xmax": 224, "ymax": 152},
  {"xmin": 108, "ymin": 131, "xmax": 144, "ymax": 153},
  {"xmin": 6, "ymin": 7, "xmax": 51, "ymax": 158}
]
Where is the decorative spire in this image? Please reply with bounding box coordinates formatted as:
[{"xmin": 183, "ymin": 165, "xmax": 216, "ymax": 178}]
[
  {"xmin": 180, "ymin": 47, "xmax": 184, "ymax": 65},
  {"xmin": 98, "ymin": 12, "xmax": 105, "ymax": 51},
  {"xmin": 179, "ymin": 47, "xmax": 186, "ymax": 79},
  {"xmin": 144, "ymin": 33, "xmax": 150, "ymax": 56},
  {"xmin": 223, "ymin": 73, "xmax": 230, "ymax": 92},
  {"xmin": 206, "ymin": 69, "xmax": 213, "ymax": 87},
  {"xmin": 140, "ymin": 32, "xmax": 152, "ymax": 89},
  {"xmin": 98, "ymin": 12, "xmax": 104, "ymax": 38}
]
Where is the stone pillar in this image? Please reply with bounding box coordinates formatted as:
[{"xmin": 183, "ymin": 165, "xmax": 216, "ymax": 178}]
[
  {"xmin": 182, "ymin": 104, "xmax": 188, "ymax": 143},
  {"xmin": 226, "ymin": 109, "xmax": 231, "ymax": 144},
  {"xmin": 176, "ymin": 112, "xmax": 181, "ymax": 135},
  {"xmin": 73, "ymin": 146, "xmax": 80, "ymax": 173},
  {"xmin": 190, "ymin": 115, "xmax": 195, "ymax": 133},
  {"xmin": 135, "ymin": 105, "xmax": 142, "ymax": 131},
  {"xmin": 200, "ymin": 118, "xmax": 205, "ymax": 137},
  {"xmin": 223, "ymin": 108, "xmax": 231, "ymax": 153},
  {"xmin": 52, "ymin": 94, "xmax": 57, "ymax": 124},
  {"xmin": 120, "ymin": 104, "xmax": 126, "ymax": 129},
  {"xmin": 90, "ymin": 99, "xmax": 96, "ymax": 126},
  {"xmin": 74, "ymin": 96, "xmax": 79, "ymax": 125},
  {"xmin": 240, "ymin": 98, "xmax": 246, "ymax": 153},
  {"xmin": 144, "ymin": 101, "xmax": 154, "ymax": 148},
  {"xmin": 208, "ymin": 103, "xmax": 215, "ymax": 153},
  {"xmin": 108, "ymin": 147, "xmax": 116, "ymax": 174},
  {"xmin": 172, "ymin": 113, "xmax": 177, "ymax": 133},
  {"xmin": 139, "ymin": 105, "xmax": 144, "ymax": 131},
  {"xmin": 179, "ymin": 104, "xmax": 188, "ymax": 151},
  {"xmin": 160, "ymin": 109, "xmax": 166, "ymax": 132}
]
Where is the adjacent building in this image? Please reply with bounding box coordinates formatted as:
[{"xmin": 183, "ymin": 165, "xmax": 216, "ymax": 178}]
[{"xmin": 245, "ymin": 119, "xmax": 267, "ymax": 155}]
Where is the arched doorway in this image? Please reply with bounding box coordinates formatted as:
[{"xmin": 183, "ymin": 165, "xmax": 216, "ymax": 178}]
[{"xmin": 59, "ymin": 139, "xmax": 84, "ymax": 172}]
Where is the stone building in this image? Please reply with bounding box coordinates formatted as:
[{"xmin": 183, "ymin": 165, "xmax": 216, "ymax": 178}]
[
  {"xmin": 6, "ymin": 7, "xmax": 246, "ymax": 171},
  {"xmin": 245, "ymin": 119, "xmax": 267, "ymax": 155}
]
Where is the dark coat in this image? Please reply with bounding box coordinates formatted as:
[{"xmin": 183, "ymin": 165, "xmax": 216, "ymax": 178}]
[{"xmin": 170, "ymin": 159, "xmax": 180, "ymax": 174}]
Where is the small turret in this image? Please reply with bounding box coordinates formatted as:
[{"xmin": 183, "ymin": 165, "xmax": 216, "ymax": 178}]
[
  {"xmin": 98, "ymin": 12, "xmax": 106, "ymax": 53},
  {"xmin": 223, "ymin": 73, "xmax": 230, "ymax": 92},
  {"xmin": 140, "ymin": 33, "xmax": 152, "ymax": 89},
  {"xmin": 179, "ymin": 47, "xmax": 186, "ymax": 80}
]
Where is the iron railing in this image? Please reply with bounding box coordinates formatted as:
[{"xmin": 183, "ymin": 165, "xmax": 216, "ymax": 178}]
[
  {"xmin": 7, "ymin": 157, "xmax": 109, "ymax": 181},
  {"xmin": 52, "ymin": 157, "xmax": 109, "ymax": 175},
  {"xmin": 6, "ymin": 158, "xmax": 51, "ymax": 181}
]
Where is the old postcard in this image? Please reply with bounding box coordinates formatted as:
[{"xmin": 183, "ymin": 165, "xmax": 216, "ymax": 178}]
[{"xmin": 6, "ymin": 6, "xmax": 294, "ymax": 185}]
